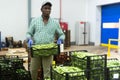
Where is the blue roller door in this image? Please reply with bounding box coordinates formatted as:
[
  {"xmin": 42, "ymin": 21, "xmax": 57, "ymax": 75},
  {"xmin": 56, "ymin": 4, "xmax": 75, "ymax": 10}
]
[{"xmin": 101, "ymin": 3, "xmax": 120, "ymax": 45}]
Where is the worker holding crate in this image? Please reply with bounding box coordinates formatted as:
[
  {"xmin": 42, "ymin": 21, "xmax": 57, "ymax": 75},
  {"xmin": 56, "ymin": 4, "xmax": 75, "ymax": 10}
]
[{"xmin": 26, "ymin": 1, "xmax": 65, "ymax": 80}]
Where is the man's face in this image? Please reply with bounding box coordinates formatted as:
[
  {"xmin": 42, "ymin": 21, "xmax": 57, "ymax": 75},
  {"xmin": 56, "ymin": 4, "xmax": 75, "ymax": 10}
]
[{"xmin": 41, "ymin": 5, "xmax": 51, "ymax": 17}]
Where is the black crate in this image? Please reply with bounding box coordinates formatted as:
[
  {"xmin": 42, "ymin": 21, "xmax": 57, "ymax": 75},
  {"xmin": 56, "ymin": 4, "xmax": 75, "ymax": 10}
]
[
  {"xmin": 106, "ymin": 66, "xmax": 120, "ymax": 80},
  {"xmin": 0, "ymin": 56, "xmax": 24, "ymax": 70},
  {"xmin": 10, "ymin": 58, "xmax": 24, "ymax": 69},
  {"xmin": 52, "ymin": 68, "xmax": 87, "ymax": 80},
  {"xmin": 70, "ymin": 51, "xmax": 107, "ymax": 69},
  {"xmin": 0, "ymin": 56, "xmax": 10, "ymax": 64},
  {"xmin": 106, "ymin": 58, "xmax": 120, "ymax": 80},
  {"xmin": 0, "ymin": 75, "xmax": 14, "ymax": 80},
  {"xmin": 15, "ymin": 69, "xmax": 32, "ymax": 80},
  {"xmin": 86, "ymin": 68, "xmax": 107, "ymax": 80},
  {"xmin": 0, "ymin": 63, "xmax": 14, "ymax": 76}
]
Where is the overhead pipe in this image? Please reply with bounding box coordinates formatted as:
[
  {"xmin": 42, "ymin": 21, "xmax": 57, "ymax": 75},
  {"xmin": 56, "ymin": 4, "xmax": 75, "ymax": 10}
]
[
  {"xmin": 59, "ymin": 0, "xmax": 68, "ymax": 31},
  {"xmin": 28, "ymin": 0, "xmax": 31, "ymax": 26},
  {"xmin": 60, "ymin": 0, "xmax": 62, "ymax": 22}
]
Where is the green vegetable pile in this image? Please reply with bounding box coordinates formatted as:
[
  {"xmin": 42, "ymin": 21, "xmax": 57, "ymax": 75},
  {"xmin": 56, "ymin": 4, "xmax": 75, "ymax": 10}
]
[
  {"xmin": 107, "ymin": 59, "xmax": 120, "ymax": 67},
  {"xmin": 52, "ymin": 66, "xmax": 87, "ymax": 80},
  {"xmin": 32, "ymin": 43, "xmax": 58, "ymax": 56},
  {"xmin": 16, "ymin": 69, "xmax": 28, "ymax": 75},
  {"xmin": 53, "ymin": 66, "xmax": 83, "ymax": 75},
  {"xmin": 71, "ymin": 52, "xmax": 95, "ymax": 58}
]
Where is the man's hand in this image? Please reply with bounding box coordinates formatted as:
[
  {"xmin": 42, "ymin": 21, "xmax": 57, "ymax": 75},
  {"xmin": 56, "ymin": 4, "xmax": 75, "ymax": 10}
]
[
  {"xmin": 28, "ymin": 39, "xmax": 33, "ymax": 48},
  {"xmin": 57, "ymin": 39, "xmax": 63, "ymax": 44}
]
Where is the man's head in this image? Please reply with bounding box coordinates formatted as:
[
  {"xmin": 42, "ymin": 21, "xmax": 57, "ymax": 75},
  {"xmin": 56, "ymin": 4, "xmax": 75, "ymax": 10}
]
[
  {"xmin": 41, "ymin": 1, "xmax": 52, "ymax": 17},
  {"xmin": 41, "ymin": 1, "xmax": 52, "ymax": 9}
]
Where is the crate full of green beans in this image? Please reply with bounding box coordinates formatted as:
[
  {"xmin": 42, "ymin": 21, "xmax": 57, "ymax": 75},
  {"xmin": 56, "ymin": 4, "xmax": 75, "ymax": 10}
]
[
  {"xmin": 31, "ymin": 43, "xmax": 58, "ymax": 57},
  {"xmin": 15, "ymin": 69, "xmax": 31, "ymax": 80},
  {"xmin": 0, "ymin": 63, "xmax": 13, "ymax": 76},
  {"xmin": 86, "ymin": 67, "xmax": 107, "ymax": 80},
  {"xmin": 70, "ymin": 51, "xmax": 107, "ymax": 69},
  {"xmin": 51, "ymin": 66, "xmax": 87, "ymax": 80},
  {"xmin": 106, "ymin": 58, "xmax": 120, "ymax": 80},
  {"xmin": 0, "ymin": 63, "xmax": 15, "ymax": 80},
  {"xmin": 10, "ymin": 58, "xmax": 24, "ymax": 69},
  {"xmin": 0, "ymin": 56, "xmax": 10, "ymax": 64}
]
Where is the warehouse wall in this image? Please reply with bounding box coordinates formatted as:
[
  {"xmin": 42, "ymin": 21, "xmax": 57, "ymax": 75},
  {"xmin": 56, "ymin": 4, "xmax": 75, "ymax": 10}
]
[
  {"xmin": 0, "ymin": 0, "xmax": 28, "ymax": 42},
  {"xmin": 87, "ymin": 0, "xmax": 120, "ymax": 46},
  {"xmin": 96, "ymin": 0, "xmax": 120, "ymax": 6},
  {"xmin": 61, "ymin": 0, "xmax": 87, "ymax": 43},
  {"xmin": 0, "ymin": 0, "xmax": 120, "ymax": 46},
  {"xmin": 0, "ymin": 0, "xmax": 87, "ymax": 44},
  {"xmin": 31, "ymin": 0, "xmax": 87, "ymax": 42}
]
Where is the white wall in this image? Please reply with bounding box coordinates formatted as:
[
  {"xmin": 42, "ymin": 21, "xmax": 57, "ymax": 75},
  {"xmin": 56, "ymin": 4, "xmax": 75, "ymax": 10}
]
[
  {"xmin": 31, "ymin": 0, "xmax": 87, "ymax": 42},
  {"xmin": 1, "ymin": 0, "xmax": 120, "ymax": 45},
  {"xmin": 62, "ymin": 0, "xmax": 87, "ymax": 42},
  {"xmin": 86, "ymin": 1, "xmax": 96, "ymax": 44},
  {"xmin": 96, "ymin": 0, "xmax": 120, "ymax": 6},
  {"xmin": 0, "ymin": 0, "xmax": 28, "ymax": 42}
]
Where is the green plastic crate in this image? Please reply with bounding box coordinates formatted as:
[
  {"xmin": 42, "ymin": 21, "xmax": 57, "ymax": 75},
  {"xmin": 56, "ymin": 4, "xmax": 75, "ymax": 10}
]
[{"xmin": 70, "ymin": 51, "xmax": 107, "ymax": 69}]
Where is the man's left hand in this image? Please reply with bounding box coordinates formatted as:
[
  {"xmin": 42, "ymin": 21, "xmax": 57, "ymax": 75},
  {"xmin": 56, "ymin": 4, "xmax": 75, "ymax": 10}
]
[{"xmin": 57, "ymin": 39, "xmax": 63, "ymax": 44}]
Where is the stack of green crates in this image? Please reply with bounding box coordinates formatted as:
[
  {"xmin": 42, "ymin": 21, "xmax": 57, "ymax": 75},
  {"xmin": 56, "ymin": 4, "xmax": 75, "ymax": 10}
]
[
  {"xmin": 70, "ymin": 51, "xmax": 107, "ymax": 80},
  {"xmin": 0, "ymin": 56, "xmax": 31, "ymax": 80}
]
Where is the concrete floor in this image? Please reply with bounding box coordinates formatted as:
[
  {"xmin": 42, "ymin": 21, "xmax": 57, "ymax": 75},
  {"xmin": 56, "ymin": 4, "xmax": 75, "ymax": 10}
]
[
  {"xmin": 0, "ymin": 45, "xmax": 119, "ymax": 59},
  {"xmin": 64, "ymin": 45, "xmax": 120, "ymax": 60}
]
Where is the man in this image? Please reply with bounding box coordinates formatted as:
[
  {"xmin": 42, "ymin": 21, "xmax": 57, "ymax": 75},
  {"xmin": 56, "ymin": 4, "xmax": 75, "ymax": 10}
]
[{"xmin": 26, "ymin": 1, "xmax": 65, "ymax": 80}]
